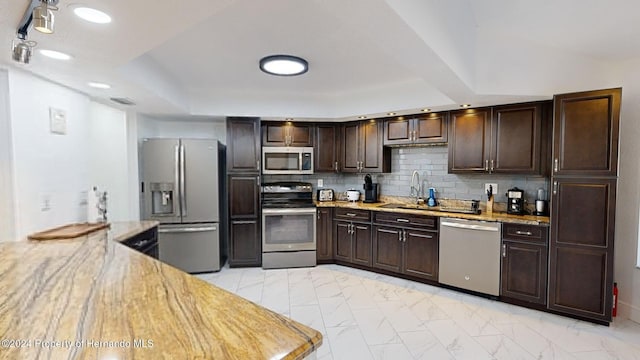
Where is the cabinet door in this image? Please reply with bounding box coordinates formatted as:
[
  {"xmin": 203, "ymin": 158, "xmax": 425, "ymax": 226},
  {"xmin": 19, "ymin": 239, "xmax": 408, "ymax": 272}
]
[
  {"xmin": 229, "ymin": 220, "xmax": 261, "ymax": 267},
  {"xmin": 403, "ymin": 229, "xmax": 438, "ymax": 281},
  {"xmin": 228, "ymin": 176, "xmax": 260, "ymax": 218},
  {"xmin": 548, "ymin": 178, "xmax": 616, "ymax": 321},
  {"xmin": 361, "ymin": 120, "xmax": 390, "ymax": 173},
  {"xmin": 262, "ymin": 122, "xmax": 287, "ymax": 146},
  {"xmin": 372, "ymin": 226, "xmax": 402, "ymax": 273},
  {"xmin": 501, "ymin": 241, "xmax": 547, "ymax": 304},
  {"xmin": 333, "ymin": 221, "xmax": 352, "ymax": 262},
  {"xmin": 492, "ymin": 103, "xmax": 542, "ymax": 174},
  {"xmin": 227, "ymin": 117, "xmax": 260, "ymax": 173},
  {"xmin": 289, "ymin": 124, "xmax": 314, "ymax": 147},
  {"xmin": 317, "ymin": 208, "xmax": 333, "ymax": 262},
  {"xmin": 415, "ymin": 112, "xmax": 448, "ymax": 144},
  {"xmin": 352, "ymin": 223, "xmax": 372, "ymax": 267},
  {"xmin": 448, "ymin": 108, "xmax": 492, "ymax": 173},
  {"xmin": 384, "ymin": 117, "xmax": 412, "ymax": 145},
  {"xmin": 553, "ymin": 88, "xmax": 621, "ymax": 176},
  {"xmin": 341, "ymin": 122, "xmax": 360, "ymax": 173},
  {"xmin": 315, "ymin": 124, "xmax": 340, "ymax": 172}
]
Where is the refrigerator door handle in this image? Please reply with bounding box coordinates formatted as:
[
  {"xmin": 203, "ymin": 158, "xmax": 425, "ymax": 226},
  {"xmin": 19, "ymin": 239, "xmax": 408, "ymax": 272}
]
[
  {"xmin": 159, "ymin": 226, "xmax": 217, "ymax": 233},
  {"xmin": 179, "ymin": 144, "xmax": 187, "ymax": 217},
  {"xmin": 174, "ymin": 144, "xmax": 180, "ymax": 216}
]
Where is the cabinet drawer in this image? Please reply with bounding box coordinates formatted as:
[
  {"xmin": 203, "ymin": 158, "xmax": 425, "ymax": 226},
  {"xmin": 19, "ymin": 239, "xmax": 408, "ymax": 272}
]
[
  {"xmin": 374, "ymin": 212, "xmax": 437, "ymax": 230},
  {"xmin": 502, "ymin": 223, "xmax": 548, "ymax": 244},
  {"xmin": 334, "ymin": 208, "xmax": 371, "ymax": 222}
]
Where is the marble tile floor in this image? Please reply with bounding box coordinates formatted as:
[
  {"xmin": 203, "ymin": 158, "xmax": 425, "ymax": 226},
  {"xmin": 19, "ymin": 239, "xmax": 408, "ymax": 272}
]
[{"xmin": 196, "ymin": 264, "xmax": 640, "ymax": 360}]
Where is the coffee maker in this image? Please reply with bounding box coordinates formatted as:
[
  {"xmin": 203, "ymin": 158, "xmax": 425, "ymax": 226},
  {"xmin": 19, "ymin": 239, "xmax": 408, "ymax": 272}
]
[
  {"xmin": 534, "ymin": 188, "xmax": 548, "ymax": 216},
  {"xmin": 363, "ymin": 174, "xmax": 379, "ymax": 203},
  {"xmin": 506, "ymin": 187, "xmax": 525, "ymax": 215}
]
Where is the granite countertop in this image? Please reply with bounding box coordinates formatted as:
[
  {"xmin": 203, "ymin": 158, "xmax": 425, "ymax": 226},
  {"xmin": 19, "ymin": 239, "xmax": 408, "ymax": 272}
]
[
  {"xmin": 316, "ymin": 200, "xmax": 550, "ymax": 225},
  {"xmin": 0, "ymin": 221, "xmax": 321, "ymax": 359}
]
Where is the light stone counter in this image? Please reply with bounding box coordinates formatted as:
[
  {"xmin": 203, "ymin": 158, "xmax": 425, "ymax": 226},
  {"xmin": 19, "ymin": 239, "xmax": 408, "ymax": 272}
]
[
  {"xmin": 0, "ymin": 221, "xmax": 321, "ymax": 359},
  {"xmin": 316, "ymin": 200, "xmax": 550, "ymax": 225}
]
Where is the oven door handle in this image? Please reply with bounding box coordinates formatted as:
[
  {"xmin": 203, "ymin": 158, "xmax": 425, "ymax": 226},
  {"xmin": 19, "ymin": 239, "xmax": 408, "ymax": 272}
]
[{"xmin": 262, "ymin": 208, "xmax": 317, "ymax": 215}]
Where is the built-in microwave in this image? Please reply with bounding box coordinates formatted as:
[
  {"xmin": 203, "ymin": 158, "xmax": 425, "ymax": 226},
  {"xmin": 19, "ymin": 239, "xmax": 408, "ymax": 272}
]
[{"xmin": 262, "ymin": 146, "xmax": 314, "ymax": 175}]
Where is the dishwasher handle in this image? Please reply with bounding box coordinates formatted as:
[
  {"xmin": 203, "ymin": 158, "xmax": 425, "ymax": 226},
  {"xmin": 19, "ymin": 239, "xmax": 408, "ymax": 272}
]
[{"xmin": 440, "ymin": 221, "xmax": 499, "ymax": 232}]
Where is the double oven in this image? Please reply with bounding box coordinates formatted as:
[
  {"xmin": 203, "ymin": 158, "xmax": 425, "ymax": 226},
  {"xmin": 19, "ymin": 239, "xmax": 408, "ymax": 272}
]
[{"xmin": 261, "ymin": 182, "xmax": 317, "ymax": 269}]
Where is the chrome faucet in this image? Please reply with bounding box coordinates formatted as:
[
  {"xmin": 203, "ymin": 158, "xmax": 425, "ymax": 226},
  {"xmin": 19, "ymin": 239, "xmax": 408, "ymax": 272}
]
[{"xmin": 410, "ymin": 170, "xmax": 421, "ymax": 204}]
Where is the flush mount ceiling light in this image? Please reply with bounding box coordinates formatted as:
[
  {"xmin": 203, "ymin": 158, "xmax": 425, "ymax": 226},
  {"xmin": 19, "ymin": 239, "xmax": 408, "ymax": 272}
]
[
  {"xmin": 259, "ymin": 55, "xmax": 308, "ymax": 76},
  {"xmin": 11, "ymin": 39, "xmax": 37, "ymax": 64},
  {"xmin": 88, "ymin": 81, "xmax": 111, "ymax": 89},
  {"xmin": 39, "ymin": 49, "xmax": 72, "ymax": 60},
  {"xmin": 33, "ymin": 0, "xmax": 58, "ymax": 34},
  {"xmin": 73, "ymin": 7, "xmax": 112, "ymax": 24}
]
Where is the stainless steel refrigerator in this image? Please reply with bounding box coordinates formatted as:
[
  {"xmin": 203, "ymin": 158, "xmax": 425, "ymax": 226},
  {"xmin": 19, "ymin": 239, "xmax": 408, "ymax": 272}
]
[{"xmin": 141, "ymin": 138, "xmax": 226, "ymax": 273}]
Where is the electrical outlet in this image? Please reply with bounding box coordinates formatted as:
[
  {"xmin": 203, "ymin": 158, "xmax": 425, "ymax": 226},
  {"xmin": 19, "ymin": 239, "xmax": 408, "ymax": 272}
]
[
  {"xmin": 484, "ymin": 183, "xmax": 498, "ymax": 196},
  {"xmin": 41, "ymin": 194, "xmax": 51, "ymax": 212},
  {"xmin": 317, "ymin": 179, "xmax": 324, "ymax": 188}
]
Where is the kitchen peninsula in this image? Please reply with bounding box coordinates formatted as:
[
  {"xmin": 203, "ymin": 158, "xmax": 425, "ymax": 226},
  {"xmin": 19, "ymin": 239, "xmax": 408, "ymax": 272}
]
[{"xmin": 0, "ymin": 222, "xmax": 322, "ymax": 359}]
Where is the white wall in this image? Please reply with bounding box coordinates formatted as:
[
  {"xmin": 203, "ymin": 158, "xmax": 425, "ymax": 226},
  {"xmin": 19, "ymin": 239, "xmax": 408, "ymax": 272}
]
[
  {"xmin": 0, "ymin": 69, "xmax": 16, "ymax": 242},
  {"xmin": 6, "ymin": 69, "xmax": 136, "ymax": 239},
  {"xmin": 615, "ymin": 60, "xmax": 640, "ymax": 323},
  {"xmin": 88, "ymin": 102, "xmax": 131, "ymax": 222},
  {"xmin": 137, "ymin": 115, "xmax": 226, "ymax": 143}
]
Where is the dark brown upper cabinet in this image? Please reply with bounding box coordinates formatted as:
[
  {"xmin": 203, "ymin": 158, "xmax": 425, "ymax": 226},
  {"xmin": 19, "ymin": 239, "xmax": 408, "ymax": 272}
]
[
  {"xmin": 314, "ymin": 123, "xmax": 341, "ymax": 172},
  {"xmin": 261, "ymin": 121, "xmax": 314, "ymax": 147},
  {"xmin": 340, "ymin": 120, "xmax": 391, "ymax": 173},
  {"xmin": 552, "ymin": 88, "xmax": 621, "ymax": 176},
  {"xmin": 384, "ymin": 112, "xmax": 448, "ymax": 146},
  {"xmin": 448, "ymin": 107, "xmax": 492, "ymax": 173},
  {"xmin": 448, "ymin": 102, "xmax": 548, "ymax": 175},
  {"xmin": 227, "ymin": 117, "xmax": 261, "ymax": 173}
]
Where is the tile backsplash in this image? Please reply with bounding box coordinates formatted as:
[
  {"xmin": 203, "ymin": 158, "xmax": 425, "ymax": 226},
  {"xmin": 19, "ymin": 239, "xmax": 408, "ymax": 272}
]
[{"xmin": 263, "ymin": 145, "xmax": 549, "ymax": 204}]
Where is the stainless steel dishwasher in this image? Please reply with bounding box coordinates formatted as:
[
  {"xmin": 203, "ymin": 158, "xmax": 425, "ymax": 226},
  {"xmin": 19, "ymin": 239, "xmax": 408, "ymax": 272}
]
[{"xmin": 439, "ymin": 218, "xmax": 502, "ymax": 296}]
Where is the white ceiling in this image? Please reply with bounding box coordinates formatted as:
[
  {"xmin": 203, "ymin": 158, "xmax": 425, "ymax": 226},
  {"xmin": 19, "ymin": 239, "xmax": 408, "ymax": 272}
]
[{"xmin": 1, "ymin": 0, "xmax": 637, "ymax": 120}]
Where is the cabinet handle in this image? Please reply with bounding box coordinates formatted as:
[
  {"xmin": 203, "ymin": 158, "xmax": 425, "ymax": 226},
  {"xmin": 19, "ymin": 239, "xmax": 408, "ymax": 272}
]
[
  {"xmin": 257, "ymin": 160, "xmax": 260, "ymax": 171},
  {"xmin": 413, "ymin": 130, "xmax": 417, "ymax": 141},
  {"xmin": 398, "ymin": 231, "xmax": 402, "ymax": 242},
  {"xmin": 502, "ymin": 244, "xmax": 507, "ymax": 258},
  {"xmin": 408, "ymin": 232, "xmax": 432, "ymax": 239},
  {"xmin": 318, "ymin": 212, "xmax": 320, "ymax": 220},
  {"xmin": 490, "ymin": 159, "xmax": 494, "ymax": 172},
  {"xmin": 553, "ymin": 181, "xmax": 558, "ymax": 195},
  {"xmin": 346, "ymin": 213, "xmax": 357, "ymax": 217},
  {"xmin": 485, "ymin": 159, "xmax": 489, "ymax": 172},
  {"xmin": 515, "ymin": 230, "xmax": 533, "ymax": 236},
  {"xmin": 334, "ymin": 161, "xmax": 338, "ymax": 172},
  {"xmin": 554, "ymin": 158, "xmax": 559, "ymax": 172},
  {"xmin": 396, "ymin": 218, "xmax": 410, "ymax": 223},
  {"xmin": 403, "ymin": 230, "xmax": 407, "ymax": 242}
]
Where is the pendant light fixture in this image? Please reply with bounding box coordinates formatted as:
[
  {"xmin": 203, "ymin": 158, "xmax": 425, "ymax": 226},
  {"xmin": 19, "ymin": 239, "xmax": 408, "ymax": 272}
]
[
  {"xmin": 259, "ymin": 55, "xmax": 308, "ymax": 76},
  {"xmin": 33, "ymin": 0, "xmax": 58, "ymax": 34},
  {"xmin": 11, "ymin": 39, "xmax": 37, "ymax": 64}
]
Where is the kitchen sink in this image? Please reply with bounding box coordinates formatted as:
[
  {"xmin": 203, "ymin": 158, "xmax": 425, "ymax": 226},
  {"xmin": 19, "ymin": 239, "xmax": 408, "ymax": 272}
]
[{"xmin": 377, "ymin": 203, "xmax": 434, "ymax": 211}]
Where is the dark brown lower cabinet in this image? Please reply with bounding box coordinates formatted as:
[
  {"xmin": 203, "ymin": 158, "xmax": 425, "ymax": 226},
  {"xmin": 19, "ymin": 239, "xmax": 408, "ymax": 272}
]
[
  {"xmin": 229, "ymin": 220, "xmax": 261, "ymax": 267},
  {"xmin": 373, "ymin": 226, "xmax": 438, "ymax": 281},
  {"xmin": 228, "ymin": 175, "xmax": 261, "ymax": 267},
  {"xmin": 333, "ymin": 220, "xmax": 371, "ymax": 266},
  {"xmin": 316, "ymin": 208, "xmax": 333, "ymax": 263},
  {"xmin": 501, "ymin": 224, "xmax": 548, "ymax": 305},
  {"xmin": 548, "ymin": 178, "xmax": 616, "ymax": 322}
]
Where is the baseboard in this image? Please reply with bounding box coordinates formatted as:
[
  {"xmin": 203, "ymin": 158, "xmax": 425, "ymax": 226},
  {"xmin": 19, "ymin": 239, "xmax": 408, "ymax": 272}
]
[{"xmin": 617, "ymin": 300, "xmax": 640, "ymax": 323}]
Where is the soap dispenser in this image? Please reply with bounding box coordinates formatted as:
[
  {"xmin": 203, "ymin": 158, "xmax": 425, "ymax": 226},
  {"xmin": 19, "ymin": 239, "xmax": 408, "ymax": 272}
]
[{"xmin": 427, "ymin": 187, "xmax": 437, "ymax": 207}]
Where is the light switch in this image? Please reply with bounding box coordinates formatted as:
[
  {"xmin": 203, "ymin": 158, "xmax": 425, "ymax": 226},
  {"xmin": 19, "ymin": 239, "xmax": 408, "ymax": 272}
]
[
  {"xmin": 49, "ymin": 107, "xmax": 67, "ymax": 135},
  {"xmin": 317, "ymin": 179, "xmax": 324, "ymax": 188}
]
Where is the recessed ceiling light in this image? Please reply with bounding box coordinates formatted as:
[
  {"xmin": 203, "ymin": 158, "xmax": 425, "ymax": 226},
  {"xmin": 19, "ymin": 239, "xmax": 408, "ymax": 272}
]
[
  {"xmin": 259, "ymin": 55, "xmax": 308, "ymax": 76},
  {"xmin": 358, "ymin": 116, "xmax": 367, "ymax": 119},
  {"xmin": 39, "ymin": 49, "xmax": 72, "ymax": 60},
  {"xmin": 73, "ymin": 7, "xmax": 112, "ymax": 24},
  {"xmin": 460, "ymin": 104, "xmax": 471, "ymax": 108},
  {"xmin": 387, "ymin": 112, "xmax": 396, "ymax": 116},
  {"xmin": 421, "ymin": 108, "xmax": 431, "ymax": 112},
  {"xmin": 88, "ymin": 82, "xmax": 111, "ymax": 89}
]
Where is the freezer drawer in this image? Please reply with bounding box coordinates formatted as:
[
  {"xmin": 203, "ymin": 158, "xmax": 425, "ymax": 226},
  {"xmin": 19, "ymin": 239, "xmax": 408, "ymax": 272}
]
[
  {"xmin": 158, "ymin": 224, "xmax": 221, "ymax": 273},
  {"xmin": 439, "ymin": 218, "xmax": 501, "ymax": 296}
]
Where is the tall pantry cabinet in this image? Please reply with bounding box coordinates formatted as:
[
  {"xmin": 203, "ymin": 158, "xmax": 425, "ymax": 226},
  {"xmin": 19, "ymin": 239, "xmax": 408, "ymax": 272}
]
[
  {"xmin": 226, "ymin": 117, "xmax": 262, "ymax": 267},
  {"xmin": 548, "ymin": 88, "xmax": 621, "ymax": 323}
]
